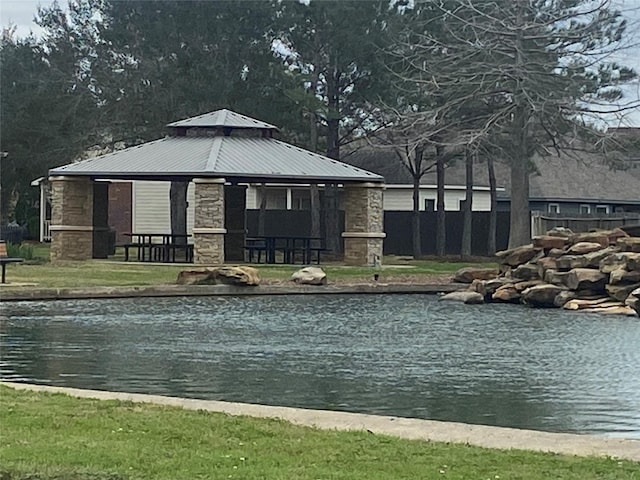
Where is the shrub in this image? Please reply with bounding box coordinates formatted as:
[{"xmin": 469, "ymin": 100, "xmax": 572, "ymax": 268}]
[{"xmin": 6, "ymin": 242, "xmax": 34, "ymax": 260}]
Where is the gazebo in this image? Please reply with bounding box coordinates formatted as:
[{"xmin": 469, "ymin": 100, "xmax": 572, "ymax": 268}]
[{"xmin": 48, "ymin": 109, "xmax": 386, "ymax": 265}]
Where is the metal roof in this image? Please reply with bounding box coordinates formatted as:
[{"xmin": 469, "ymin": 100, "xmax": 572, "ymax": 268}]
[
  {"xmin": 166, "ymin": 109, "xmax": 278, "ymax": 130},
  {"xmin": 49, "ymin": 136, "xmax": 384, "ymax": 184}
]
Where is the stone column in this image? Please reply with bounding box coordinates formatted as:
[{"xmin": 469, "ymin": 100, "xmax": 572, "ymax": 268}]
[
  {"xmin": 224, "ymin": 184, "xmax": 247, "ymax": 262},
  {"xmin": 49, "ymin": 176, "xmax": 94, "ymax": 262},
  {"xmin": 193, "ymin": 178, "xmax": 226, "ymax": 264},
  {"xmin": 342, "ymin": 182, "xmax": 386, "ymax": 266}
]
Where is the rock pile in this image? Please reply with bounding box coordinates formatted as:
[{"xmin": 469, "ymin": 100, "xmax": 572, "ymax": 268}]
[
  {"xmin": 176, "ymin": 266, "xmax": 260, "ymax": 286},
  {"xmin": 455, "ymin": 228, "xmax": 640, "ymax": 317}
]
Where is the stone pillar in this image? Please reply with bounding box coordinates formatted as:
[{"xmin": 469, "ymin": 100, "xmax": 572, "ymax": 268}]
[
  {"xmin": 224, "ymin": 184, "xmax": 247, "ymax": 262},
  {"xmin": 49, "ymin": 176, "xmax": 94, "ymax": 262},
  {"xmin": 193, "ymin": 178, "xmax": 226, "ymax": 264},
  {"xmin": 341, "ymin": 182, "xmax": 386, "ymax": 266}
]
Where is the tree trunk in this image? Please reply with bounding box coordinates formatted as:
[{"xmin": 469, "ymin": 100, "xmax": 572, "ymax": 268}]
[
  {"xmin": 323, "ymin": 69, "xmax": 342, "ymax": 254},
  {"xmin": 487, "ymin": 155, "xmax": 497, "ymax": 256},
  {"xmin": 258, "ymin": 183, "xmax": 267, "ymax": 236},
  {"xmin": 461, "ymin": 148, "xmax": 473, "ymax": 258},
  {"xmin": 308, "ymin": 61, "xmax": 321, "ymax": 239},
  {"xmin": 509, "ymin": 7, "xmax": 532, "ymax": 248},
  {"xmin": 509, "ymin": 151, "xmax": 530, "ymax": 248},
  {"xmin": 435, "ymin": 146, "xmax": 446, "ymax": 257},
  {"xmin": 169, "ymin": 181, "xmax": 188, "ymax": 246},
  {"xmin": 411, "ymin": 145, "xmax": 424, "ymax": 259}
]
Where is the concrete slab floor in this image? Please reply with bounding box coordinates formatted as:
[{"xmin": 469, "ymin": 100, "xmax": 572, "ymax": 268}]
[{"xmin": 2, "ymin": 382, "xmax": 639, "ymax": 462}]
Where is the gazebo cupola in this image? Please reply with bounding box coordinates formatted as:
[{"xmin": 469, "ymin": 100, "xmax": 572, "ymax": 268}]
[{"xmin": 167, "ymin": 109, "xmax": 278, "ymax": 139}]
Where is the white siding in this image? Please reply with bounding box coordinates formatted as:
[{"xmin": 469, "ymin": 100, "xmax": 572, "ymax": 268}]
[
  {"xmin": 384, "ymin": 187, "xmax": 494, "ymax": 211},
  {"xmin": 246, "ymin": 185, "xmax": 258, "ymax": 209},
  {"xmin": 132, "ymin": 181, "xmax": 196, "ymax": 233}
]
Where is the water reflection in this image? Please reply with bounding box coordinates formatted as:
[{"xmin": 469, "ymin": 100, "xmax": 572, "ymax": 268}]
[{"xmin": 1, "ymin": 295, "xmax": 639, "ymax": 438}]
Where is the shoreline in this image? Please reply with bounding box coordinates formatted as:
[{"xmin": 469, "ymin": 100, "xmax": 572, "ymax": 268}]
[
  {"xmin": 0, "ymin": 282, "xmax": 466, "ymax": 302},
  {"xmin": 3, "ymin": 381, "xmax": 639, "ymax": 462}
]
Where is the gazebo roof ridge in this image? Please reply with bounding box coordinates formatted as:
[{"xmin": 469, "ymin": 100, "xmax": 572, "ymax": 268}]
[{"xmin": 167, "ymin": 109, "xmax": 279, "ymax": 131}]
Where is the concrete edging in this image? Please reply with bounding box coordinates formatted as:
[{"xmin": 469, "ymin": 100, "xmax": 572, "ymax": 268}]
[
  {"xmin": 0, "ymin": 283, "xmax": 466, "ymax": 302},
  {"xmin": 2, "ymin": 382, "xmax": 639, "ymax": 461}
]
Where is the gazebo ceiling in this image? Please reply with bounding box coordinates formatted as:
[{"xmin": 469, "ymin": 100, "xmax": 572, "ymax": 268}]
[{"xmin": 49, "ymin": 109, "xmax": 383, "ymax": 184}]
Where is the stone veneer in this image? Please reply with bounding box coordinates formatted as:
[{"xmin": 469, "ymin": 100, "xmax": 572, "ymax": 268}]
[
  {"xmin": 342, "ymin": 182, "xmax": 386, "ymax": 266},
  {"xmin": 193, "ymin": 178, "xmax": 226, "ymax": 264},
  {"xmin": 49, "ymin": 176, "xmax": 94, "ymax": 261}
]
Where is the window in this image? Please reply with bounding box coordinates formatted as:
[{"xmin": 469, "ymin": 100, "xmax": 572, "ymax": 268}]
[
  {"xmin": 579, "ymin": 204, "xmax": 590, "ymax": 214},
  {"xmin": 548, "ymin": 203, "xmax": 560, "ymax": 214},
  {"xmin": 595, "ymin": 205, "xmax": 610, "ymax": 214}
]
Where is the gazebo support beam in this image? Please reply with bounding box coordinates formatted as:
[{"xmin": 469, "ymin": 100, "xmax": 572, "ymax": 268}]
[
  {"xmin": 49, "ymin": 176, "xmax": 94, "ymax": 262},
  {"xmin": 193, "ymin": 178, "xmax": 226, "ymax": 264},
  {"xmin": 342, "ymin": 182, "xmax": 386, "ymax": 266}
]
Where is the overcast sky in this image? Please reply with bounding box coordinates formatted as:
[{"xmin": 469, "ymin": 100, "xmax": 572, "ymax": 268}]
[{"xmin": 1, "ymin": 0, "xmax": 639, "ymax": 126}]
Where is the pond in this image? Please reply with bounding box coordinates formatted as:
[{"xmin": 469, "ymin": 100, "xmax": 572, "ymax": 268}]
[{"xmin": 1, "ymin": 294, "xmax": 639, "ymax": 438}]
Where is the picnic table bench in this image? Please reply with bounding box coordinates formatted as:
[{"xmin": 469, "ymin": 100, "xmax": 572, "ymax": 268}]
[
  {"xmin": 0, "ymin": 241, "xmax": 24, "ymax": 284},
  {"xmin": 123, "ymin": 233, "xmax": 193, "ymax": 263},
  {"xmin": 244, "ymin": 236, "xmax": 327, "ymax": 264}
]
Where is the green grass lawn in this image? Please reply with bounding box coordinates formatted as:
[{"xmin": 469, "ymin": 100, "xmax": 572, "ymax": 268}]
[
  {"xmin": 1, "ymin": 386, "xmax": 637, "ymax": 480},
  {"xmin": 1, "ymin": 243, "xmax": 496, "ymax": 289}
]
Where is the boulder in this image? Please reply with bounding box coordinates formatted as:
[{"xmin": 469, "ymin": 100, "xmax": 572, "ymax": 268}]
[
  {"xmin": 600, "ymin": 252, "xmax": 640, "ymax": 273},
  {"xmin": 565, "ymin": 268, "xmax": 607, "ymax": 292},
  {"xmin": 453, "ymin": 267, "xmax": 499, "ymax": 283},
  {"xmin": 514, "ymin": 280, "xmax": 544, "ymax": 291},
  {"xmin": 568, "ymin": 242, "xmax": 605, "ymax": 255},
  {"xmin": 555, "ymin": 255, "xmax": 589, "ymax": 271},
  {"xmin": 544, "ymin": 269, "xmax": 570, "ymax": 286},
  {"xmin": 625, "ymin": 287, "xmax": 640, "ymax": 316},
  {"xmin": 563, "ymin": 297, "xmax": 616, "ymax": 310},
  {"xmin": 536, "ymin": 257, "xmax": 557, "ymax": 276},
  {"xmin": 440, "ymin": 291, "xmax": 484, "ymax": 304},
  {"xmin": 547, "ymin": 227, "xmax": 573, "ymax": 238},
  {"xmin": 291, "ymin": 266, "xmax": 327, "ymax": 285},
  {"xmin": 582, "ymin": 246, "xmax": 620, "ymax": 268},
  {"xmin": 213, "ymin": 266, "xmax": 260, "ymax": 286},
  {"xmin": 547, "ymin": 248, "xmax": 566, "ymax": 258},
  {"xmin": 495, "ymin": 244, "xmax": 540, "ymax": 267},
  {"xmin": 617, "ymin": 237, "xmax": 640, "ymax": 253},
  {"xmin": 492, "ymin": 285, "xmax": 521, "ymax": 303},
  {"xmin": 521, "ymin": 284, "xmax": 566, "ymax": 308},
  {"xmin": 554, "ymin": 290, "xmax": 578, "ymax": 308},
  {"xmin": 532, "ymin": 235, "xmax": 568, "ymax": 250},
  {"xmin": 176, "ymin": 269, "xmax": 216, "ymax": 285},
  {"xmin": 609, "ymin": 268, "xmax": 640, "ymax": 285},
  {"xmin": 569, "ymin": 233, "xmax": 609, "ymax": 248},
  {"xmin": 474, "ymin": 277, "xmax": 512, "ymax": 300},
  {"xmin": 512, "ymin": 263, "xmax": 540, "ymax": 281},
  {"xmin": 578, "ymin": 305, "xmax": 637, "ymax": 316},
  {"xmin": 606, "ymin": 282, "xmax": 640, "ymax": 302}
]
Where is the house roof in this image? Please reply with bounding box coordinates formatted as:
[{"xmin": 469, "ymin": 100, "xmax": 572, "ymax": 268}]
[
  {"xmin": 166, "ymin": 109, "xmax": 278, "ymax": 130},
  {"xmin": 49, "ymin": 135, "xmax": 383, "ymax": 184},
  {"xmin": 343, "ymin": 147, "xmax": 640, "ymax": 204},
  {"xmin": 49, "ymin": 110, "xmax": 382, "ymax": 184}
]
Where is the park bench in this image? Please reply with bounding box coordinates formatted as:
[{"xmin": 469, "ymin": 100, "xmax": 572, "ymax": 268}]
[{"xmin": 0, "ymin": 241, "xmax": 24, "ymax": 284}]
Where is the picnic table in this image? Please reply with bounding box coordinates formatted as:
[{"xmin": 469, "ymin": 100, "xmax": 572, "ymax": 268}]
[
  {"xmin": 244, "ymin": 236, "xmax": 326, "ymax": 264},
  {"xmin": 123, "ymin": 233, "xmax": 193, "ymax": 263}
]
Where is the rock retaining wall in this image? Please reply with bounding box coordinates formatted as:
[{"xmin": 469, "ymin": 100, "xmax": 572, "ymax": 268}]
[{"xmin": 458, "ymin": 228, "xmax": 640, "ymax": 317}]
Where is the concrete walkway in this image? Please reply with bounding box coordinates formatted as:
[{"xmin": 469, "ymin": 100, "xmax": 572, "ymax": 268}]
[{"xmin": 3, "ymin": 382, "xmax": 639, "ymax": 462}]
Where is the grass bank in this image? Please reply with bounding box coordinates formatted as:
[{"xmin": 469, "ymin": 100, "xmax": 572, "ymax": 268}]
[
  {"xmin": 1, "ymin": 243, "xmax": 495, "ymax": 289},
  {"xmin": 1, "ymin": 386, "xmax": 637, "ymax": 480}
]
